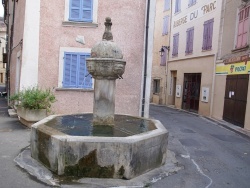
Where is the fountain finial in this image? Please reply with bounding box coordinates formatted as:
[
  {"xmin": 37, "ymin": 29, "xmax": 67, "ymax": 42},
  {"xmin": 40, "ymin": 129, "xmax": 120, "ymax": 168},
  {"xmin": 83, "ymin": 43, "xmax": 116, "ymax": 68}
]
[{"xmin": 103, "ymin": 17, "xmax": 113, "ymax": 41}]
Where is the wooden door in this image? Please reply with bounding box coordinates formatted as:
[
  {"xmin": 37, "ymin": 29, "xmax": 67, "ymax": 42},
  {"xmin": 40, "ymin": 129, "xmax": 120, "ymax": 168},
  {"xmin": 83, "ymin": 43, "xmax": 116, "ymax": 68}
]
[{"xmin": 223, "ymin": 75, "xmax": 249, "ymax": 127}]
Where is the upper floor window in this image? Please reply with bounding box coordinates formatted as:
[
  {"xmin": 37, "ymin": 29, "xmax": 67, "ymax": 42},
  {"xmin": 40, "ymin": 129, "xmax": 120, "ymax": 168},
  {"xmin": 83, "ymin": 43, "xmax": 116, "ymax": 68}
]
[
  {"xmin": 175, "ymin": 0, "xmax": 181, "ymax": 13},
  {"xmin": 63, "ymin": 52, "xmax": 93, "ymax": 89},
  {"xmin": 188, "ymin": 0, "xmax": 196, "ymax": 7},
  {"xmin": 162, "ymin": 16, "xmax": 169, "ymax": 35},
  {"xmin": 69, "ymin": 0, "xmax": 93, "ymax": 22},
  {"xmin": 202, "ymin": 18, "xmax": 214, "ymax": 51},
  {"xmin": 236, "ymin": 6, "xmax": 250, "ymax": 49},
  {"xmin": 172, "ymin": 33, "xmax": 179, "ymax": 57},
  {"xmin": 186, "ymin": 27, "xmax": 194, "ymax": 54},
  {"xmin": 160, "ymin": 46, "xmax": 168, "ymax": 66},
  {"xmin": 164, "ymin": 0, "xmax": 170, "ymax": 11}
]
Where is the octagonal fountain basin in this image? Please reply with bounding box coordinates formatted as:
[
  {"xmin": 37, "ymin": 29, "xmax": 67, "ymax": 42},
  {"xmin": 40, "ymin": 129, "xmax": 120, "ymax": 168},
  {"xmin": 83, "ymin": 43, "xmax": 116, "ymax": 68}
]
[{"xmin": 30, "ymin": 114, "xmax": 168, "ymax": 180}]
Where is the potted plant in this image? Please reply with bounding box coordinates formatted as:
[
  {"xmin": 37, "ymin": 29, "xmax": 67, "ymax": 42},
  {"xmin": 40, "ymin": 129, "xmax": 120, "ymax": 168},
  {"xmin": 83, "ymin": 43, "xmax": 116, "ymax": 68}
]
[{"xmin": 9, "ymin": 87, "xmax": 56, "ymax": 127}]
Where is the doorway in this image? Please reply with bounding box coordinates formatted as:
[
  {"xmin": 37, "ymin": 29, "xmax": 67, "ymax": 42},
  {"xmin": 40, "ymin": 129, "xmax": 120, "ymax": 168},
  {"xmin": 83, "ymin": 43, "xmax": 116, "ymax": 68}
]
[
  {"xmin": 223, "ymin": 75, "xmax": 249, "ymax": 127},
  {"xmin": 182, "ymin": 73, "xmax": 201, "ymax": 112}
]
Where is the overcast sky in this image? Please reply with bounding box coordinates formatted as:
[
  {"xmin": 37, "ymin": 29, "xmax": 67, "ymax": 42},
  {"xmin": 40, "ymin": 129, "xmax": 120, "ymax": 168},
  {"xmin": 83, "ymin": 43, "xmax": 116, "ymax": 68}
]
[{"xmin": 0, "ymin": 4, "xmax": 3, "ymax": 17}]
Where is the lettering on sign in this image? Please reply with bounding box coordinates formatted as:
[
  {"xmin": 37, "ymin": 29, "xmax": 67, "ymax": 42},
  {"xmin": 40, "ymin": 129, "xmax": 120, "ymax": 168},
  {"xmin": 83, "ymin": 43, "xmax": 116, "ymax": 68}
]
[{"xmin": 173, "ymin": 0, "xmax": 217, "ymax": 28}]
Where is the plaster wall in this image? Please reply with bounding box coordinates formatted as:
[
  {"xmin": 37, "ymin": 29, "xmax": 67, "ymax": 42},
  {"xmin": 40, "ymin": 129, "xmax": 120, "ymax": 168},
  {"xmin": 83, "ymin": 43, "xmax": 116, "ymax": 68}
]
[
  {"xmin": 38, "ymin": 0, "xmax": 148, "ymax": 116},
  {"xmin": 167, "ymin": 55, "xmax": 215, "ymax": 117},
  {"xmin": 151, "ymin": 0, "xmax": 170, "ymax": 105},
  {"xmin": 9, "ymin": 0, "xmax": 26, "ymax": 94}
]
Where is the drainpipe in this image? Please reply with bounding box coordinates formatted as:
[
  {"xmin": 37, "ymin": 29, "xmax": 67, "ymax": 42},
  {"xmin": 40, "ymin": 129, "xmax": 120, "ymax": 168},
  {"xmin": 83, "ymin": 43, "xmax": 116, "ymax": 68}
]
[{"xmin": 141, "ymin": 0, "xmax": 150, "ymax": 117}]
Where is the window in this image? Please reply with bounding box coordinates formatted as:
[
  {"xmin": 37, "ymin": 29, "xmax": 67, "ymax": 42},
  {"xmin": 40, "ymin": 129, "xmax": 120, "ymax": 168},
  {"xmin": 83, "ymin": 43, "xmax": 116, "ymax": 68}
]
[
  {"xmin": 202, "ymin": 18, "xmax": 214, "ymax": 51},
  {"xmin": 188, "ymin": 0, "xmax": 196, "ymax": 7},
  {"xmin": 172, "ymin": 33, "xmax": 179, "ymax": 57},
  {"xmin": 175, "ymin": 0, "xmax": 181, "ymax": 13},
  {"xmin": 153, "ymin": 79, "xmax": 160, "ymax": 94},
  {"xmin": 162, "ymin": 16, "xmax": 169, "ymax": 35},
  {"xmin": 164, "ymin": 0, "xmax": 170, "ymax": 11},
  {"xmin": 63, "ymin": 52, "xmax": 93, "ymax": 88},
  {"xmin": 236, "ymin": 6, "xmax": 250, "ymax": 49},
  {"xmin": 186, "ymin": 27, "xmax": 194, "ymax": 54},
  {"xmin": 69, "ymin": 0, "xmax": 93, "ymax": 22},
  {"xmin": 160, "ymin": 47, "xmax": 168, "ymax": 66}
]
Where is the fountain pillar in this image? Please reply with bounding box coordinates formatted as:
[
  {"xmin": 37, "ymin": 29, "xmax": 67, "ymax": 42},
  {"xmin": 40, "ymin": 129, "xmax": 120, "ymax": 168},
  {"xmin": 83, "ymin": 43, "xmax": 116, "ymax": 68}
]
[{"xmin": 86, "ymin": 17, "xmax": 126, "ymax": 126}]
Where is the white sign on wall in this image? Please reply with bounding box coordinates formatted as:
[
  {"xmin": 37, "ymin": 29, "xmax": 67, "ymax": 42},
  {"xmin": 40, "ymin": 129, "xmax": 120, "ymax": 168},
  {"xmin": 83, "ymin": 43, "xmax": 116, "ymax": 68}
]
[
  {"xmin": 173, "ymin": 0, "xmax": 217, "ymax": 28},
  {"xmin": 201, "ymin": 87, "xmax": 209, "ymax": 103},
  {"xmin": 176, "ymin": 85, "xmax": 181, "ymax": 98}
]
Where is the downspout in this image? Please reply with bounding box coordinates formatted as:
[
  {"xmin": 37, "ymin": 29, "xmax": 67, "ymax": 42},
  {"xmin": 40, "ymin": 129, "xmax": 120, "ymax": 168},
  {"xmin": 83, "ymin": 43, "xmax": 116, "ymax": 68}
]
[
  {"xmin": 141, "ymin": 0, "xmax": 150, "ymax": 117},
  {"xmin": 7, "ymin": 0, "xmax": 16, "ymax": 103}
]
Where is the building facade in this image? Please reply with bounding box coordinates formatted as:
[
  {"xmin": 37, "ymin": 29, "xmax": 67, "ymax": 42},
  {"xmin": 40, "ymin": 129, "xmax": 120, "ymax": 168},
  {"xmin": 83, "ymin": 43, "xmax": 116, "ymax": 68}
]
[
  {"xmin": 213, "ymin": 0, "xmax": 250, "ymax": 130},
  {"xmin": 166, "ymin": 0, "xmax": 223, "ymax": 117},
  {"xmin": 0, "ymin": 17, "xmax": 6, "ymax": 84},
  {"xmin": 3, "ymin": 0, "xmax": 156, "ymax": 117},
  {"xmin": 151, "ymin": 0, "xmax": 171, "ymax": 105}
]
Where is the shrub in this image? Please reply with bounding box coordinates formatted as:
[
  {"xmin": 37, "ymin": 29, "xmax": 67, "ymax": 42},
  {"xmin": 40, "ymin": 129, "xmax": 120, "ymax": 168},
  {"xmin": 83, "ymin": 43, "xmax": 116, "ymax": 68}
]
[{"xmin": 9, "ymin": 87, "xmax": 56, "ymax": 112}]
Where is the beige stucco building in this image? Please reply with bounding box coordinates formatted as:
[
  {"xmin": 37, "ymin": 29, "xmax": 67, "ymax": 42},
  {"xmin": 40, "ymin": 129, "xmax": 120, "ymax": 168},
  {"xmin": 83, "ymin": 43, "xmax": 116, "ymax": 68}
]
[
  {"xmin": 151, "ymin": 0, "xmax": 171, "ymax": 105},
  {"xmin": 3, "ymin": 0, "xmax": 156, "ymax": 117},
  {"xmin": 213, "ymin": 0, "xmax": 250, "ymax": 130},
  {"xmin": 166, "ymin": 0, "xmax": 223, "ymax": 117},
  {"xmin": 0, "ymin": 17, "xmax": 6, "ymax": 84}
]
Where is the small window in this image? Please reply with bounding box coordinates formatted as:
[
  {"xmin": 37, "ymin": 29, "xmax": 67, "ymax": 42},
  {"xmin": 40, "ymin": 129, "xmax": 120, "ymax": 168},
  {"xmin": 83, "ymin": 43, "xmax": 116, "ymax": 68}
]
[
  {"xmin": 160, "ymin": 47, "xmax": 168, "ymax": 66},
  {"xmin": 69, "ymin": 0, "xmax": 93, "ymax": 22},
  {"xmin": 162, "ymin": 16, "xmax": 169, "ymax": 35},
  {"xmin": 175, "ymin": 0, "xmax": 181, "ymax": 13},
  {"xmin": 63, "ymin": 52, "xmax": 92, "ymax": 89},
  {"xmin": 236, "ymin": 6, "xmax": 250, "ymax": 49},
  {"xmin": 202, "ymin": 18, "xmax": 214, "ymax": 51},
  {"xmin": 164, "ymin": 0, "xmax": 170, "ymax": 11},
  {"xmin": 186, "ymin": 27, "xmax": 194, "ymax": 54},
  {"xmin": 172, "ymin": 33, "xmax": 179, "ymax": 57},
  {"xmin": 153, "ymin": 79, "xmax": 160, "ymax": 94},
  {"xmin": 188, "ymin": 0, "xmax": 196, "ymax": 7}
]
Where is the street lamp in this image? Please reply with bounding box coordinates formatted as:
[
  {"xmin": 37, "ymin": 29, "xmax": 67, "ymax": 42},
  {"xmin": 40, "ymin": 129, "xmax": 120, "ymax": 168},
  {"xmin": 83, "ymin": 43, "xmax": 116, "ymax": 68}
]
[{"xmin": 159, "ymin": 46, "xmax": 170, "ymax": 57}]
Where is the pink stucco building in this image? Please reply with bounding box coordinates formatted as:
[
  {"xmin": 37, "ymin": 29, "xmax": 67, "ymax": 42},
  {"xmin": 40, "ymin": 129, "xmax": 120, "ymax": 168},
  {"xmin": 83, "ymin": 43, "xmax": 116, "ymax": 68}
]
[{"xmin": 3, "ymin": 0, "xmax": 156, "ymax": 117}]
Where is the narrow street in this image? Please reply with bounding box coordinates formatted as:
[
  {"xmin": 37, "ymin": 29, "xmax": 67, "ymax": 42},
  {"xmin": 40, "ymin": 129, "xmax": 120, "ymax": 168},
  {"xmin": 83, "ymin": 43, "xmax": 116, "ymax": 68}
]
[{"xmin": 150, "ymin": 104, "xmax": 250, "ymax": 188}]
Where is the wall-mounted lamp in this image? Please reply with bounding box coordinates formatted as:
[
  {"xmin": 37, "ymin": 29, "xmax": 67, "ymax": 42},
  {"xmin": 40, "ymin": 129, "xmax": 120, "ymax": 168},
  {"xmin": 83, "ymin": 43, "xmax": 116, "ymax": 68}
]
[{"xmin": 159, "ymin": 46, "xmax": 170, "ymax": 57}]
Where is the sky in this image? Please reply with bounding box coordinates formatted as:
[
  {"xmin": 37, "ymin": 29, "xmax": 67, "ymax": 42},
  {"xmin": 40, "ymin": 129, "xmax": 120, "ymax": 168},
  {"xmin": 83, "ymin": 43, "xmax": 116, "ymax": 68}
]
[{"xmin": 0, "ymin": 4, "xmax": 3, "ymax": 17}]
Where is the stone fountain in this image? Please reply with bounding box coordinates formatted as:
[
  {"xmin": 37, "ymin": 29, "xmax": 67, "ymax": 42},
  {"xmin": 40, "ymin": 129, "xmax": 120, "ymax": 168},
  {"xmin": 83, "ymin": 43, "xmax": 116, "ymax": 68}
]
[{"xmin": 30, "ymin": 18, "xmax": 168, "ymax": 180}]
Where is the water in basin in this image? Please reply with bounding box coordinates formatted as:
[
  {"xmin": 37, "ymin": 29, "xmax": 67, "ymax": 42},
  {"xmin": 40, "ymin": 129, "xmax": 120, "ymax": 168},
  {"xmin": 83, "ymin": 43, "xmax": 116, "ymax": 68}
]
[{"xmin": 44, "ymin": 114, "xmax": 156, "ymax": 137}]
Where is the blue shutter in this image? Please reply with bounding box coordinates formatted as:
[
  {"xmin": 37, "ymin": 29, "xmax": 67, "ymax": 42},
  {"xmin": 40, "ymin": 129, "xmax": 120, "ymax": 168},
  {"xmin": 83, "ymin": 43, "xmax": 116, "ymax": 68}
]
[
  {"xmin": 84, "ymin": 54, "xmax": 92, "ymax": 88},
  {"xmin": 78, "ymin": 54, "xmax": 92, "ymax": 88},
  {"xmin": 69, "ymin": 0, "xmax": 81, "ymax": 21},
  {"xmin": 164, "ymin": 0, "xmax": 170, "ymax": 11},
  {"xmin": 63, "ymin": 53, "xmax": 78, "ymax": 88},
  {"xmin": 82, "ymin": 0, "xmax": 93, "ymax": 22},
  {"xmin": 175, "ymin": 0, "xmax": 181, "ymax": 13}
]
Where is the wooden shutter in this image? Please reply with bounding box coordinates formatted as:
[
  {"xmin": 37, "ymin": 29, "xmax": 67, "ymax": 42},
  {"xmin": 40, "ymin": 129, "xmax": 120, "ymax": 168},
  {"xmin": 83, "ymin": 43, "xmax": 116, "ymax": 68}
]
[
  {"xmin": 172, "ymin": 33, "xmax": 179, "ymax": 56},
  {"xmin": 162, "ymin": 16, "xmax": 169, "ymax": 35},
  {"xmin": 175, "ymin": 0, "xmax": 180, "ymax": 13},
  {"xmin": 79, "ymin": 54, "xmax": 92, "ymax": 88},
  {"xmin": 207, "ymin": 19, "xmax": 214, "ymax": 50},
  {"xmin": 69, "ymin": 0, "xmax": 81, "ymax": 21},
  {"xmin": 160, "ymin": 47, "xmax": 167, "ymax": 66},
  {"xmin": 63, "ymin": 53, "xmax": 78, "ymax": 88},
  {"xmin": 186, "ymin": 27, "xmax": 194, "ymax": 54},
  {"xmin": 242, "ymin": 6, "xmax": 249, "ymax": 47},
  {"xmin": 82, "ymin": 0, "xmax": 93, "ymax": 22},
  {"xmin": 164, "ymin": 0, "xmax": 170, "ymax": 11}
]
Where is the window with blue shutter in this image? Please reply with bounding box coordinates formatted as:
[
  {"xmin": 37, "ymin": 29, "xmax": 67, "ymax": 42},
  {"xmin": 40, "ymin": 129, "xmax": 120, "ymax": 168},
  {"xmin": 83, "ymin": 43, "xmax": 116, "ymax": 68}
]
[
  {"xmin": 63, "ymin": 52, "xmax": 93, "ymax": 89},
  {"xmin": 202, "ymin": 18, "xmax": 214, "ymax": 51},
  {"xmin": 186, "ymin": 27, "xmax": 194, "ymax": 54},
  {"xmin": 172, "ymin": 33, "xmax": 179, "ymax": 57},
  {"xmin": 164, "ymin": 0, "xmax": 170, "ymax": 11},
  {"xmin": 69, "ymin": 0, "xmax": 93, "ymax": 22},
  {"xmin": 162, "ymin": 16, "xmax": 169, "ymax": 35},
  {"xmin": 160, "ymin": 47, "xmax": 167, "ymax": 66},
  {"xmin": 175, "ymin": 0, "xmax": 181, "ymax": 13}
]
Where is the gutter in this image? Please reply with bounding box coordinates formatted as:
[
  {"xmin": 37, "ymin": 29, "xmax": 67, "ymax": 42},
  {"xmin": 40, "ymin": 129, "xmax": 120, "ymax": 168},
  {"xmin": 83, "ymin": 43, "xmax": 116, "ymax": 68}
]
[{"xmin": 141, "ymin": 0, "xmax": 150, "ymax": 117}]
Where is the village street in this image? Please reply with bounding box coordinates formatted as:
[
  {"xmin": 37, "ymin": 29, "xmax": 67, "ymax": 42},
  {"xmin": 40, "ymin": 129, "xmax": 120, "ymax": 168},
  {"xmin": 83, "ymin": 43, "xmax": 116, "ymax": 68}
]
[{"xmin": 0, "ymin": 85, "xmax": 250, "ymax": 188}]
